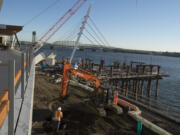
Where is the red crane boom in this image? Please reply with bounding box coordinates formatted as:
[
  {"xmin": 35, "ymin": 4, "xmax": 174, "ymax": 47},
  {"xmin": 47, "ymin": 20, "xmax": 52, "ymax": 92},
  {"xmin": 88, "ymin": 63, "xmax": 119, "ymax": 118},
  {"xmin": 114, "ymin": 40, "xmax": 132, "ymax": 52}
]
[{"xmin": 38, "ymin": 0, "xmax": 87, "ymax": 45}]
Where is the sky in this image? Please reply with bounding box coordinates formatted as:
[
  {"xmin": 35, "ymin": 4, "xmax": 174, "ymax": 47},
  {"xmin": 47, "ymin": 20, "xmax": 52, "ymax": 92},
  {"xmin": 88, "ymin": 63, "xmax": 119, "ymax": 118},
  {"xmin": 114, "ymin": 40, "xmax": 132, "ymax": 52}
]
[{"xmin": 0, "ymin": 0, "xmax": 180, "ymax": 52}]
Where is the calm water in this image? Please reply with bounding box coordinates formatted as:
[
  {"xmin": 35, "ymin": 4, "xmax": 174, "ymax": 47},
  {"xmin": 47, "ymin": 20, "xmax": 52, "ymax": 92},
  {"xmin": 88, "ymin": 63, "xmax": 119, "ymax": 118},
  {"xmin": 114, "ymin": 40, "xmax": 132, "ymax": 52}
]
[{"xmin": 38, "ymin": 47, "xmax": 180, "ymax": 110}]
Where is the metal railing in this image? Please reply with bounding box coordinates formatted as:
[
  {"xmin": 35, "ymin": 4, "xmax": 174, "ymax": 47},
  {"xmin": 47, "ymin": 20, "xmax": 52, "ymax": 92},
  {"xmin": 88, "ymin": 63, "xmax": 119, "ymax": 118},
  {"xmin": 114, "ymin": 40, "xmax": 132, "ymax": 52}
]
[
  {"xmin": 118, "ymin": 89, "xmax": 180, "ymax": 122},
  {"xmin": 0, "ymin": 46, "xmax": 33, "ymax": 135}
]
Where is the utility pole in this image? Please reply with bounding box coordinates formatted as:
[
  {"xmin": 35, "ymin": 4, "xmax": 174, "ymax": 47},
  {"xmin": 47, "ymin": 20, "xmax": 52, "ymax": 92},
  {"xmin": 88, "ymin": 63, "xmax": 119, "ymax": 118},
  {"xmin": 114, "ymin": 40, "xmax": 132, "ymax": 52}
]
[{"xmin": 70, "ymin": 4, "xmax": 91, "ymax": 63}]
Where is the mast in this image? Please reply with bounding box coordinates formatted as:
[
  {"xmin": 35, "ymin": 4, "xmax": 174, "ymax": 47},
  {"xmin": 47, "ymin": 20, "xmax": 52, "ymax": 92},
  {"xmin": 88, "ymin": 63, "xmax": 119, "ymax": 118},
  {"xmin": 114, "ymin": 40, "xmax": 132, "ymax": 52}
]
[{"xmin": 70, "ymin": 4, "xmax": 91, "ymax": 63}]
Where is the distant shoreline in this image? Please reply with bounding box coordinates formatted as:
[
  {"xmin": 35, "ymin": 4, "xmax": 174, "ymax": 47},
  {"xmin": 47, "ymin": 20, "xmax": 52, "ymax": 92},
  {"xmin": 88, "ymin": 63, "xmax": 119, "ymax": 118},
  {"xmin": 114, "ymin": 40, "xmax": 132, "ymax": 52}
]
[{"xmin": 20, "ymin": 41, "xmax": 180, "ymax": 58}]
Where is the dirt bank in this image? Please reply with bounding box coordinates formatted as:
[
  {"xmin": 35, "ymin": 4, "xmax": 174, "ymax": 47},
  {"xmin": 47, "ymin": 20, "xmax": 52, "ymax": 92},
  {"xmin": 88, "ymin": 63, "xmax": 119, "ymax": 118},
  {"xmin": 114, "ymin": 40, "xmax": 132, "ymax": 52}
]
[{"xmin": 32, "ymin": 71, "xmax": 157, "ymax": 135}]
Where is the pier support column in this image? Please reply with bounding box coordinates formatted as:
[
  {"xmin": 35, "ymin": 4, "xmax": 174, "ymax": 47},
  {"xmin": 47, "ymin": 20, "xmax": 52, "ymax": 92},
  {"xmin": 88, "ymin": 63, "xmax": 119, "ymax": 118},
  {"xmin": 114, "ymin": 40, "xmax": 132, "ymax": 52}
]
[
  {"xmin": 125, "ymin": 80, "xmax": 129, "ymax": 96},
  {"xmin": 133, "ymin": 80, "xmax": 136, "ymax": 94},
  {"xmin": 147, "ymin": 79, "xmax": 152, "ymax": 97},
  {"xmin": 130, "ymin": 61, "xmax": 133, "ymax": 71},
  {"xmin": 140, "ymin": 80, "xmax": 144, "ymax": 96},
  {"xmin": 135, "ymin": 80, "xmax": 139, "ymax": 100},
  {"xmin": 155, "ymin": 66, "xmax": 160, "ymax": 97},
  {"xmin": 155, "ymin": 79, "xmax": 159, "ymax": 97},
  {"xmin": 121, "ymin": 80, "xmax": 125, "ymax": 95},
  {"xmin": 82, "ymin": 59, "xmax": 84, "ymax": 68},
  {"xmin": 110, "ymin": 66, "xmax": 113, "ymax": 77},
  {"xmin": 91, "ymin": 63, "xmax": 94, "ymax": 72}
]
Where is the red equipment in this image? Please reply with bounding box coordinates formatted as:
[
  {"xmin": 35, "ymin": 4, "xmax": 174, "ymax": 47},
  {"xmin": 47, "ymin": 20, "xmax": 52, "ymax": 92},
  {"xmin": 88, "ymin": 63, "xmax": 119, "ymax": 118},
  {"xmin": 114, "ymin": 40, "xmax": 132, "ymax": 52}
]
[
  {"xmin": 35, "ymin": 0, "xmax": 87, "ymax": 46},
  {"xmin": 61, "ymin": 62, "xmax": 101, "ymax": 98}
]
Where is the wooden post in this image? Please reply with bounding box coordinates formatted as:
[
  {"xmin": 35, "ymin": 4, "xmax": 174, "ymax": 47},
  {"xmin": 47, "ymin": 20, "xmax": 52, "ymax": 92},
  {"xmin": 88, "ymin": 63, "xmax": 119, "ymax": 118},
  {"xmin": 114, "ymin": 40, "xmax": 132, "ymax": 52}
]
[
  {"xmin": 123, "ymin": 62, "xmax": 126, "ymax": 69},
  {"xmin": 140, "ymin": 80, "xmax": 144, "ymax": 96},
  {"xmin": 100, "ymin": 59, "xmax": 104, "ymax": 69},
  {"xmin": 147, "ymin": 79, "xmax": 152, "ymax": 97},
  {"xmin": 125, "ymin": 80, "xmax": 129, "ymax": 96},
  {"xmin": 85, "ymin": 59, "xmax": 88, "ymax": 69},
  {"xmin": 82, "ymin": 59, "xmax": 84, "ymax": 68},
  {"xmin": 143, "ymin": 65, "xmax": 145, "ymax": 74},
  {"xmin": 150, "ymin": 65, "xmax": 153, "ymax": 74},
  {"xmin": 91, "ymin": 63, "xmax": 94, "ymax": 72},
  {"xmin": 133, "ymin": 80, "xmax": 136, "ymax": 94},
  {"xmin": 99, "ymin": 59, "xmax": 104, "ymax": 74},
  {"xmin": 136, "ymin": 65, "xmax": 139, "ymax": 74},
  {"xmin": 155, "ymin": 66, "xmax": 160, "ymax": 97},
  {"xmin": 135, "ymin": 80, "xmax": 139, "ymax": 100},
  {"xmin": 110, "ymin": 66, "xmax": 113, "ymax": 77},
  {"xmin": 127, "ymin": 66, "xmax": 130, "ymax": 76},
  {"xmin": 130, "ymin": 61, "xmax": 133, "ymax": 71},
  {"xmin": 155, "ymin": 79, "xmax": 159, "ymax": 97},
  {"xmin": 129, "ymin": 80, "xmax": 131, "ymax": 93},
  {"xmin": 121, "ymin": 80, "xmax": 125, "ymax": 95}
]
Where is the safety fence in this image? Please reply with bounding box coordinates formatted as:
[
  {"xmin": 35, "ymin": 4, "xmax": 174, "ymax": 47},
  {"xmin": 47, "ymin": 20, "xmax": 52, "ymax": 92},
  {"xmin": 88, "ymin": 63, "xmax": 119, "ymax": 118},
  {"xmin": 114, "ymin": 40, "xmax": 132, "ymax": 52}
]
[
  {"xmin": 118, "ymin": 89, "xmax": 180, "ymax": 122},
  {"xmin": 0, "ymin": 46, "xmax": 33, "ymax": 135}
]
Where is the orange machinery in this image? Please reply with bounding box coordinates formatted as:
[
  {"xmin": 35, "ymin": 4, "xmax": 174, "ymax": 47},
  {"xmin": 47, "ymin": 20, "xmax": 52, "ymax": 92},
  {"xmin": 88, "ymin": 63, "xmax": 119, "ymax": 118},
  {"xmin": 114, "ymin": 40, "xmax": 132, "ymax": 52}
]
[
  {"xmin": 60, "ymin": 61, "xmax": 118, "ymax": 106},
  {"xmin": 60, "ymin": 61, "xmax": 101, "ymax": 98}
]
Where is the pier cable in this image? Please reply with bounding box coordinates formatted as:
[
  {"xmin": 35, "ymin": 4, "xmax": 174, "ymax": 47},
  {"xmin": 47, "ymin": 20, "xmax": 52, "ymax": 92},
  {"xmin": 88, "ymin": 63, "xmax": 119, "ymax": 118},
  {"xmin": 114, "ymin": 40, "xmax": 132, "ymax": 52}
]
[
  {"xmin": 64, "ymin": 25, "xmax": 81, "ymax": 41},
  {"xmin": 89, "ymin": 16, "xmax": 110, "ymax": 46},
  {"xmin": 82, "ymin": 33, "xmax": 95, "ymax": 45},
  {"xmin": 64, "ymin": 26, "xmax": 80, "ymax": 41},
  {"xmin": 68, "ymin": 33, "xmax": 78, "ymax": 41},
  {"xmin": 60, "ymin": 19, "xmax": 82, "ymax": 41},
  {"xmin": 23, "ymin": 0, "xmax": 62, "ymax": 26},
  {"xmin": 39, "ymin": 0, "xmax": 87, "ymax": 44},
  {"xmin": 84, "ymin": 28, "xmax": 101, "ymax": 45},
  {"xmin": 54, "ymin": 24, "xmax": 80, "ymax": 42},
  {"xmin": 86, "ymin": 22, "xmax": 107, "ymax": 46}
]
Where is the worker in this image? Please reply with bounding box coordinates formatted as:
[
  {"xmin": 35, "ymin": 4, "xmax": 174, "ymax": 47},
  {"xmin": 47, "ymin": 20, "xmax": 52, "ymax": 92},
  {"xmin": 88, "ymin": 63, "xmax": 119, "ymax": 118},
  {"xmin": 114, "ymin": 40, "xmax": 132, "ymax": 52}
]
[
  {"xmin": 53, "ymin": 107, "xmax": 63, "ymax": 132},
  {"xmin": 74, "ymin": 62, "xmax": 78, "ymax": 70}
]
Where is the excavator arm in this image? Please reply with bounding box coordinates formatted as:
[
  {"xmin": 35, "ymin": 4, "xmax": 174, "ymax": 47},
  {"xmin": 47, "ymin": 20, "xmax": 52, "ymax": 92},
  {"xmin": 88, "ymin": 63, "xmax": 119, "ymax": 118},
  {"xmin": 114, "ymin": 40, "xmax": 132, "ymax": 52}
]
[
  {"xmin": 71, "ymin": 68, "xmax": 101, "ymax": 88},
  {"xmin": 60, "ymin": 62, "xmax": 101, "ymax": 98}
]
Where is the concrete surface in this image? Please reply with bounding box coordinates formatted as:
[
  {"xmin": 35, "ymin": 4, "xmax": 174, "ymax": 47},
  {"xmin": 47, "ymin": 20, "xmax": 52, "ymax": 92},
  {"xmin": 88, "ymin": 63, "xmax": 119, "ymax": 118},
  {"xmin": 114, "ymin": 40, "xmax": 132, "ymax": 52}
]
[
  {"xmin": 15, "ymin": 60, "xmax": 35, "ymax": 135},
  {"xmin": 0, "ymin": 49, "xmax": 35, "ymax": 135},
  {"xmin": 0, "ymin": 49, "xmax": 21, "ymax": 92}
]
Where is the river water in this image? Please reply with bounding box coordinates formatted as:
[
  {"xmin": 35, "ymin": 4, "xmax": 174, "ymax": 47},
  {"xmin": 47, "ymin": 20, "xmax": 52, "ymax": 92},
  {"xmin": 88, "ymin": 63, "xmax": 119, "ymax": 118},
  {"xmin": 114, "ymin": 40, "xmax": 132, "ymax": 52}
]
[{"xmin": 39, "ymin": 47, "xmax": 180, "ymax": 110}]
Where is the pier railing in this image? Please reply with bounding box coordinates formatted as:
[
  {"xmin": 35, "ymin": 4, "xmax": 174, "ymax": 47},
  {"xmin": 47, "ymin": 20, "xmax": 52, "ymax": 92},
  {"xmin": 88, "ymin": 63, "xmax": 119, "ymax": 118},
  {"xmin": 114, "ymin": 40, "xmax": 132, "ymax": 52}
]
[
  {"xmin": 0, "ymin": 46, "xmax": 33, "ymax": 135},
  {"xmin": 118, "ymin": 89, "xmax": 180, "ymax": 122}
]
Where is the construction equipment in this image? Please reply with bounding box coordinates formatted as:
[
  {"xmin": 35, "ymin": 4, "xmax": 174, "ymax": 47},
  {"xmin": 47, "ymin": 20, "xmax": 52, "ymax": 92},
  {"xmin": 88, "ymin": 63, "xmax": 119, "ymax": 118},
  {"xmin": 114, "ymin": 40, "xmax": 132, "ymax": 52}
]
[
  {"xmin": 61, "ymin": 61, "xmax": 101, "ymax": 98},
  {"xmin": 33, "ymin": 0, "xmax": 87, "ymax": 52}
]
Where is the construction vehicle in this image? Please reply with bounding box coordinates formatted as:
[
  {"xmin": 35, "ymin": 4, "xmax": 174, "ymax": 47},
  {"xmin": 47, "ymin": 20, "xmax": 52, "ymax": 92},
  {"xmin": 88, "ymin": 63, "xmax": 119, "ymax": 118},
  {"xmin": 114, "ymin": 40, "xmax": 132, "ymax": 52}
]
[
  {"xmin": 60, "ymin": 61, "xmax": 119, "ymax": 106},
  {"xmin": 60, "ymin": 61, "xmax": 102, "ymax": 98}
]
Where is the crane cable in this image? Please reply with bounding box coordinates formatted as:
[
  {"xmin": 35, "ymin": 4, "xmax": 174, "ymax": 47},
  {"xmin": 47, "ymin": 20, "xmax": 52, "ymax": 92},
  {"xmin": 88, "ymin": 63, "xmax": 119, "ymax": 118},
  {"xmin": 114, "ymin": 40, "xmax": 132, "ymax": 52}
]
[
  {"xmin": 84, "ymin": 28, "xmax": 101, "ymax": 45},
  {"xmin": 64, "ymin": 21, "xmax": 82, "ymax": 41},
  {"xmin": 82, "ymin": 33, "xmax": 95, "ymax": 45},
  {"xmin": 23, "ymin": 0, "xmax": 62, "ymax": 26},
  {"xmin": 86, "ymin": 22, "xmax": 107, "ymax": 46},
  {"xmin": 89, "ymin": 16, "xmax": 110, "ymax": 46},
  {"xmin": 39, "ymin": 0, "xmax": 87, "ymax": 44}
]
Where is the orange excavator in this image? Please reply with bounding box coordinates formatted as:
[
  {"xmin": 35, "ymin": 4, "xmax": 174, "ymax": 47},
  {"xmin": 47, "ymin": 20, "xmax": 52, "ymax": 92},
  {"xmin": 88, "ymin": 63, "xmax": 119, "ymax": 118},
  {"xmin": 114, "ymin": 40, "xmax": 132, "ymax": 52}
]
[{"xmin": 60, "ymin": 61, "xmax": 102, "ymax": 98}]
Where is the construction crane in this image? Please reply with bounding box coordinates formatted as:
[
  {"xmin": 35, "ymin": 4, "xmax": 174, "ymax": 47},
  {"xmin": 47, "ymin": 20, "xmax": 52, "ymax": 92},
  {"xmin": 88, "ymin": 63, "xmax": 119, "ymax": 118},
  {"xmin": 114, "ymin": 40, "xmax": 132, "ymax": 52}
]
[
  {"xmin": 33, "ymin": 0, "xmax": 87, "ymax": 51},
  {"xmin": 60, "ymin": 4, "xmax": 100, "ymax": 98}
]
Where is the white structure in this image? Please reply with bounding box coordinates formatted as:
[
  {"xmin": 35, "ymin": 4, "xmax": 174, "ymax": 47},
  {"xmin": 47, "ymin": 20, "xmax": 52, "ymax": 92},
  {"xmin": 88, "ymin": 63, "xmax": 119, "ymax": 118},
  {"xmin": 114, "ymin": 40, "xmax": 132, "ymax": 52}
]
[{"xmin": 46, "ymin": 53, "xmax": 56, "ymax": 66}]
